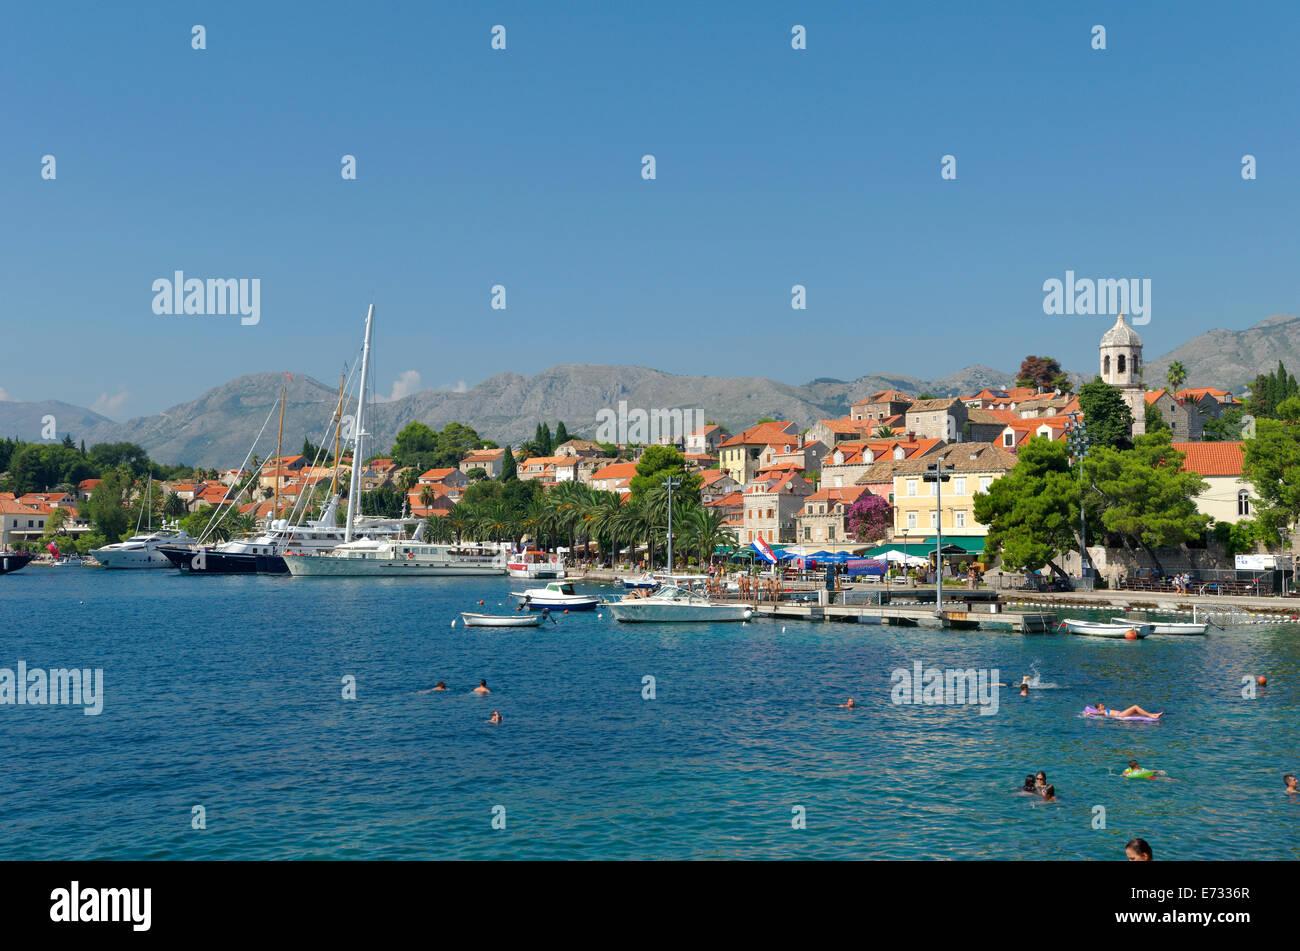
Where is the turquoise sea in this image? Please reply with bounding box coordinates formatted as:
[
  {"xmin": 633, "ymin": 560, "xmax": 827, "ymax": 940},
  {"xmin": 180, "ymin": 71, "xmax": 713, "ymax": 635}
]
[{"xmin": 3, "ymin": 568, "xmax": 1299, "ymax": 860}]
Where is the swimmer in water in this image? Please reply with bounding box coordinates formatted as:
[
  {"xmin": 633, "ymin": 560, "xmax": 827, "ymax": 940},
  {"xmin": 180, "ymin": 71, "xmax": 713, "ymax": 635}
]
[
  {"xmin": 1125, "ymin": 837, "xmax": 1153, "ymax": 861},
  {"xmin": 1284, "ymin": 774, "xmax": 1298, "ymax": 794},
  {"xmin": 1123, "ymin": 758, "xmax": 1146, "ymax": 777},
  {"xmin": 1022, "ymin": 774, "xmax": 1037, "ymax": 793},
  {"xmin": 489, "ymin": 710, "xmax": 503, "ymax": 724},
  {"xmin": 473, "ymin": 679, "xmax": 490, "ymax": 694},
  {"xmin": 1020, "ymin": 683, "xmax": 1029, "ymax": 697},
  {"xmin": 1035, "ymin": 771, "xmax": 1047, "ymax": 791},
  {"xmin": 417, "ymin": 680, "xmax": 448, "ymax": 695},
  {"xmin": 1040, "ymin": 784, "xmax": 1056, "ymax": 802},
  {"xmin": 838, "ymin": 698, "xmax": 856, "ymax": 708},
  {"xmin": 1095, "ymin": 702, "xmax": 1162, "ymax": 719}
]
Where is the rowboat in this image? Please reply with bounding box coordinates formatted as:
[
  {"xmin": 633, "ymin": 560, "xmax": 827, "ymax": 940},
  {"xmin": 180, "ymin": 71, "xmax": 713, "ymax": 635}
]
[
  {"xmin": 460, "ymin": 612, "xmax": 542, "ymax": 628},
  {"xmin": 1110, "ymin": 617, "xmax": 1207, "ymax": 635},
  {"xmin": 1062, "ymin": 618, "xmax": 1152, "ymax": 638}
]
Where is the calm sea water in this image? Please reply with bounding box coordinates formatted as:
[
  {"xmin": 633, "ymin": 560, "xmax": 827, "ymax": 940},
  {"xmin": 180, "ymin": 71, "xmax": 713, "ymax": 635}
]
[{"xmin": 2, "ymin": 568, "xmax": 1299, "ymax": 860}]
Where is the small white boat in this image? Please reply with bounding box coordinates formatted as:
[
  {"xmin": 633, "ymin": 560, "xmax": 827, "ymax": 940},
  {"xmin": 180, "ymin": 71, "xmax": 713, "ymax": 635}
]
[
  {"xmin": 507, "ymin": 549, "xmax": 566, "ymax": 579},
  {"xmin": 513, "ymin": 581, "xmax": 600, "ymax": 611},
  {"xmin": 1063, "ymin": 618, "xmax": 1152, "ymax": 638},
  {"xmin": 1111, "ymin": 617, "xmax": 1207, "ymax": 635},
  {"xmin": 608, "ymin": 584, "xmax": 753, "ymax": 623},
  {"xmin": 460, "ymin": 612, "xmax": 542, "ymax": 628},
  {"xmin": 622, "ymin": 572, "xmax": 658, "ymax": 590}
]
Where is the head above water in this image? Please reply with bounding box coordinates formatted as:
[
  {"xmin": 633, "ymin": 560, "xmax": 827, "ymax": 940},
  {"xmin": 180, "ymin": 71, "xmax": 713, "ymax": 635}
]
[
  {"xmin": 1023, "ymin": 775, "xmax": 1036, "ymax": 791},
  {"xmin": 1128, "ymin": 759, "xmax": 1140, "ymax": 770},
  {"xmin": 1036, "ymin": 771, "xmax": 1047, "ymax": 785},
  {"xmin": 1285, "ymin": 774, "xmax": 1297, "ymax": 789},
  {"xmin": 1125, "ymin": 838, "xmax": 1153, "ymax": 861}
]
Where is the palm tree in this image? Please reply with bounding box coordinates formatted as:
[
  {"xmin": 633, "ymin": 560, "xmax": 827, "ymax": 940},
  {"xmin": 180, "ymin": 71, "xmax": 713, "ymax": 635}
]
[
  {"xmin": 473, "ymin": 500, "xmax": 516, "ymax": 544},
  {"xmin": 428, "ymin": 515, "xmax": 454, "ymax": 543},
  {"xmin": 683, "ymin": 507, "xmax": 735, "ymax": 566},
  {"xmin": 449, "ymin": 503, "xmax": 475, "ymax": 544},
  {"xmin": 419, "ymin": 485, "xmax": 438, "ymax": 513},
  {"xmin": 1166, "ymin": 360, "xmax": 1188, "ymax": 393},
  {"xmin": 874, "ymin": 426, "xmax": 898, "ymax": 438},
  {"xmin": 398, "ymin": 467, "xmax": 419, "ymax": 497},
  {"xmin": 584, "ymin": 491, "xmax": 625, "ymax": 566}
]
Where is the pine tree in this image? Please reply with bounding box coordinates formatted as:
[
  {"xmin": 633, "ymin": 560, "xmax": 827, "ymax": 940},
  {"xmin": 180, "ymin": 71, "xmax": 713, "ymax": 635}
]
[
  {"xmin": 540, "ymin": 423, "xmax": 552, "ymax": 456},
  {"xmin": 501, "ymin": 445, "xmax": 518, "ymax": 481},
  {"xmin": 554, "ymin": 421, "xmax": 569, "ymax": 446}
]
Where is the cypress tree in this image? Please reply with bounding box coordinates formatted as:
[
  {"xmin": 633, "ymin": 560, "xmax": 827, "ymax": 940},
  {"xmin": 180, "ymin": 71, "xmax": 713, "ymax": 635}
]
[{"xmin": 501, "ymin": 445, "xmax": 518, "ymax": 481}]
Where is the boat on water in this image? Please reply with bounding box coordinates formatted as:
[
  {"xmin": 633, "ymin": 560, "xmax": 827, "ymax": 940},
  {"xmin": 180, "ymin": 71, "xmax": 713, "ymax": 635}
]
[
  {"xmin": 507, "ymin": 549, "xmax": 565, "ymax": 579},
  {"xmin": 608, "ymin": 584, "xmax": 753, "ymax": 623},
  {"xmin": 92, "ymin": 525, "xmax": 195, "ymax": 568},
  {"xmin": 1062, "ymin": 618, "xmax": 1152, "ymax": 638},
  {"xmin": 460, "ymin": 612, "xmax": 542, "ymax": 628},
  {"xmin": 1110, "ymin": 617, "xmax": 1208, "ymax": 635},
  {"xmin": 0, "ymin": 551, "xmax": 34, "ymax": 575},
  {"xmin": 513, "ymin": 581, "xmax": 600, "ymax": 611},
  {"xmin": 284, "ymin": 534, "xmax": 507, "ymax": 576},
  {"xmin": 621, "ymin": 572, "xmax": 658, "ymax": 590}
]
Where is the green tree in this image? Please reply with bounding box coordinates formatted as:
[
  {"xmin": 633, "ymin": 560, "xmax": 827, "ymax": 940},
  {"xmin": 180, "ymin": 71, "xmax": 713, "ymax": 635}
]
[
  {"xmin": 465, "ymin": 467, "xmax": 487, "ymax": 483},
  {"xmin": 1076, "ymin": 380, "xmax": 1134, "ymax": 450},
  {"xmin": 501, "ymin": 445, "xmax": 518, "ymax": 481},
  {"xmin": 1165, "ymin": 360, "xmax": 1188, "ymax": 392},
  {"xmin": 1246, "ymin": 360, "xmax": 1299, "ymax": 418},
  {"xmin": 1275, "ymin": 397, "xmax": 1300, "ymax": 423},
  {"xmin": 81, "ymin": 469, "xmax": 134, "ymax": 542},
  {"xmin": 391, "ymin": 422, "xmax": 439, "ymax": 470},
  {"xmin": 360, "ymin": 486, "xmax": 403, "ymax": 518},
  {"xmin": 1202, "ymin": 406, "xmax": 1245, "ymax": 442},
  {"xmin": 628, "ymin": 445, "xmax": 701, "ymax": 502},
  {"xmin": 1242, "ymin": 418, "xmax": 1300, "ymax": 546},
  {"xmin": 554, "ymin": 421, "xmax": 569, "ymax": 445},
  {"xmin": 1084, "ymin": 432, "xmax": 1211, "ymax": 572},
  {"xmin": 973, "ymin": 438, "xmax": 1082, "ymax": 575}
]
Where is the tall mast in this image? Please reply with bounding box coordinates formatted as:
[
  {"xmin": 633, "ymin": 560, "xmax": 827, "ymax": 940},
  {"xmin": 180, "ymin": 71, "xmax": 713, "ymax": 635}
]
[
  {"xmin": 331, "ymin": 373, "xmax": 344, "ymax": 499},
  {"xmin": 345, "ymin": 303, "xmax": 375, "ymax": 542},
  {"xmin": 273, "ymin": 386, "xmax": 285, "ymax": 524}
]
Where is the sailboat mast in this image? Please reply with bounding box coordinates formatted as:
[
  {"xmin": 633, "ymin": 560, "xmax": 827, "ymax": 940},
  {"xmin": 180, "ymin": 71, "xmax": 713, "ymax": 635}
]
[
  {"xmin": 345, "ymin": 304, "xmax": 375, "ymax": 542},
  {"xmin": 331, "ymin": 373, "xmax": 344, "ymax": 499},
  {"xmin": 273, "ymin": 386, "xmax": 285, "ymax": 524}
]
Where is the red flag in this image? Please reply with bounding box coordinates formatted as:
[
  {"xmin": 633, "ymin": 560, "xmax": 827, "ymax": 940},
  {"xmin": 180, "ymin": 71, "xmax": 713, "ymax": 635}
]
[{"xmin": 46, "ymin": 541, "xmax": 59, "ymax": 557}]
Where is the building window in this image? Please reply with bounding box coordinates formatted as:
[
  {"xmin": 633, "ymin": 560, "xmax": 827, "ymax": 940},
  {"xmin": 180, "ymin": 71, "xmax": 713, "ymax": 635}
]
[
  {"xmin": 907, "ymin": 512, "xmax": 917, "ymax": 530},
  {"xmin": 907, "ymin": 480, "xmax": 917, "ymax": 497},
  {"xmin": 955, "ymin": 510, "xmax": 967, "ymax": 529},
  {"xmin": 828, "ymin": 525, "xmax": 835, "ymax": 540},
  {"xmin": 930, "ymin": 512, "xmax": 938, "ymax": 529},
  {"xmin": 1103, "ymin": 355, "xmax": 1111, "ymax": 376},
  {"xmin": 1003, "ymin": 433, "xmax": 1014, "ymax": 447},
  {"xmin": 980, "ymin": 477, "xmax": 993, "ymax": 492},
  {"xmin": 804, "ymin": 526, "xmax": 811, "ymax": 540},
  {"xmin": 1238, "ymin": 490, "xmax": 1251, "ymax": 516},
  {"xmin": 1117, "ymin": 354, "xmax": 1127, "ymax": 374},
  {"xmin": 953, "ymin": 477, "xmax": 966, "ymax": 495}
]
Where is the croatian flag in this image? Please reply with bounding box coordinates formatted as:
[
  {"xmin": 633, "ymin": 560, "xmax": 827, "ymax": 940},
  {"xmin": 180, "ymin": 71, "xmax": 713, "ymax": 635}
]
[{"xmin": 753, "ymin": 534, "xmax": 778, "ymax": 565}]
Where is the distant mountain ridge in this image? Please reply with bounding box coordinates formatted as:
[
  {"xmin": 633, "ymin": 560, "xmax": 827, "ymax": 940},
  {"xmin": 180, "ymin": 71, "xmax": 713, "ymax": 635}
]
[{"xmin": 3, "ymin": 313, "xmax": 1295, "ymax": 468}]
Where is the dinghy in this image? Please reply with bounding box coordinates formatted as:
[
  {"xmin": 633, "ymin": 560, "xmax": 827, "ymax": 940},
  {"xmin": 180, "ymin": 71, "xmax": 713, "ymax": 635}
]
[
  {"xmin": 460, "ymin": 612, "xmax": 542, "ymax": 628},
  {"xmin": 1062, "ymin": 619, "xmax": 1152, "ymax": 638}
]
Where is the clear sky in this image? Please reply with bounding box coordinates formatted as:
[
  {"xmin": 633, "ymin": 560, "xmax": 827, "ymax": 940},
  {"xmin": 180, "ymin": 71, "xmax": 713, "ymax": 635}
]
[{"xmin": 3, "ymin": 0, "xmax": 1298, "ymax": 420}]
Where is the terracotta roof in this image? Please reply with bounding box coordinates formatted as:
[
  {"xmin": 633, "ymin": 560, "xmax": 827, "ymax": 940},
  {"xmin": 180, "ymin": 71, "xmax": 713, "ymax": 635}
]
[
  {"xmin": 1177, "ymin": 387, "xmax": 1235, "ymax": 403},
  {"xmin": 719, "ymin": 421, "xmax": 797, "ymax": 448},
  {"xmin": 699, "ymin": 469, "xmax": 733, "ymax": 486},
  {"xmin": 906, "ymin": 398, "xmax": 961, "ymax": 412},
  {"xmin": 1174, "ymin": 442, "xmax": 1244, "ymax": 477},
  {"xmin": 462, "ymin": 448, "xmax": 505, "ymax": 462},
  {"xmin": 887, "ymin": 443, "xmax": 1019, "ymax": 476},
  {"xmin": 418, "ymin": 467, "xmax": 460, "ymax": 480},
  {"xmin": 853, "ymin": 389, "xmax": 912, "ymax": 406},
  {"xmin": 0, "ymin": 501, "xmax": 43, "ymax": 515},
  {"xmin": 591, "ymin": 462, "xmax": 639, "ymax": 481},
  {"xmin": 1144, "ymin": 390, "xmax": 1170, "ymax": 405},
  {"xmin": 705, "ymin": 491, "xmax": 744, "ymax": 508},
  {"xmin": 969, "ymin": 407, "xmax": 1019, "ymax": 425},
  {"xmin": 801, "ymin": 485, "xmax": 867, "ymax": 506}
]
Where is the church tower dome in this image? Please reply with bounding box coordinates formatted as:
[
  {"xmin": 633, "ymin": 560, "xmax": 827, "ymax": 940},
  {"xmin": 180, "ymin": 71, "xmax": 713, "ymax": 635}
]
[{"xmin": 1099, "ymin": 314, "xmax": 1145, "ymax": 436}]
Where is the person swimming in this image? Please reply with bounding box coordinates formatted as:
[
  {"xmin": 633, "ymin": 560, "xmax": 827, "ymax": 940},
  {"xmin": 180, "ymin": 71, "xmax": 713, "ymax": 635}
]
[
  {"xmin": 1020, "ymin": 683, "xmax": 1029, "ymax": 697},
  {"xmin": 1035, "ymin": 771, "xmax": 1047, "ymax": 791},
  {"xmin": 1122, "ymin": 758, "xmax": 1152, "ymax": 777},
  {"xmin": 473, "ymin": 679, "xmax": 490, "ymax": 694},
  {"xmin": 1284, "ymin": 774, "xmax": 1298, "ymax": 794},
  {"xmin": 489, "ymin": 710, "xmax": 503, "ymax": 724},
  {"xmin": 1022, "ymin": 774, "xmax": 1037, "ymax": 793},
  {"xmin": 1126, "ymin": 837, "xmax": 1153, "ymax": 861},
  {"xmin": 417, "ymin": 680, "xmax": 448, "ymax": 695},
  {"xmin": 1095, "ymin": 702, "xmax": 1162, "ymax": 719},
  {"xmin": 1040, "ymin": 784, "xmax": 1056, "ymax": 802},
  {"xmin": 838, "ymin": 698, "xmax": 856, "ymax": 708}
]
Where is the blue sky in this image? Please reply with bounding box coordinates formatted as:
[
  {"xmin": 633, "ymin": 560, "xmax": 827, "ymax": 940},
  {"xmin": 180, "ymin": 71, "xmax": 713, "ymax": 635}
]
[{"xmin": 3, "ymin": 0, "xmax": 1298, "ymax": 419}]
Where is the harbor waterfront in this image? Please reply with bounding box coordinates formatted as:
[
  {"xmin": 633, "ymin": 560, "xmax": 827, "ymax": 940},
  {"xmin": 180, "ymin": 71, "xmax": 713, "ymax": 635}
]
[{"xmin": 3, "ymin": 568, "xmax": 1299, "ymax": 860}]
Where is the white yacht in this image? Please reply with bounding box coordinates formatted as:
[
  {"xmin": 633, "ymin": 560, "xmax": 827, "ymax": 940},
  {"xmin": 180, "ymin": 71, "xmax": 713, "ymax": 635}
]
[
  {"xmin": 284, "ymin": 535, "xmax": 508, "ymax": 576},
  {"xmin": 91, "ymin": 525, "xmax": 196, "ymax": 568},
  {"xmin": 507, "ymin": 549, "xmax": 566, "ymax": 579},
  {"xmin": 608, "ymin": 584, "xmax": 753, "ymax": 623},
  {"xmin": 512, "ymin": 581, "xmax": 600, "ymax": 611}
]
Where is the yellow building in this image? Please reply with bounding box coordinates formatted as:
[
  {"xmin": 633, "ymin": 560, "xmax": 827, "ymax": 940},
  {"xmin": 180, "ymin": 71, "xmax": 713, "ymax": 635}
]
[{"xmin": 890, "ymin": 443, "xmax": 1018, "ymax": 542}]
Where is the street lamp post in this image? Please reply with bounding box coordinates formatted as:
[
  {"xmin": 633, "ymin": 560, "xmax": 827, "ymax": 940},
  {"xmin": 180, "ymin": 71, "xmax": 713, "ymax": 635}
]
[
  {"xmin": 662, "ymin": 477, "xmax": 682, "ymax": 574},
  {"xmin": 1067, "ymin": 413, "xmax": 1092, "ymax": 584},
  {"xmin": 924, "ymin": 455, "xmax": 955, "ymax": 618}
]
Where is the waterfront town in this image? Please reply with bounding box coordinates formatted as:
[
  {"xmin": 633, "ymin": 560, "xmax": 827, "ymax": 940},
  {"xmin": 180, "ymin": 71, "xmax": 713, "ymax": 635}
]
[{"xmin": 0, "ymin": 314, "xmax": 1291, "ymax": 592}]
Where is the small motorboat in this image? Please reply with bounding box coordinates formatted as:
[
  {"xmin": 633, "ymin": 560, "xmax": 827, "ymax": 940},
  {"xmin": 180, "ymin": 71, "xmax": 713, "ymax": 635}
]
[
  {"xmin": 608, "ymin": 584, "xmax": 753, "ymax": 623},
  {"xmin": 1111, "ymin": 617, "xmax": 1207, "ymax": 635},
  {"xmin": 621, "ymin": 572, "xmax": 658, "ymax": 590},
  {"xmin": 1062, "ymin": 619, "xmax": 1151, "ymax": 638},
  {"xmin": 460, "ymin": 612, "xmax": 542, "ymax": 628},
  {"xmin": 513, "ymin": 581, "xmax": 600, "ymax": 611}
]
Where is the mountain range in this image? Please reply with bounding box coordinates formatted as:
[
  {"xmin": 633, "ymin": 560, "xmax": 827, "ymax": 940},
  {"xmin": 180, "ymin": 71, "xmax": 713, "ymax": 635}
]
[{"xmin": 3, "ymin": 314, "xmax": 1295, "ymax": 468}]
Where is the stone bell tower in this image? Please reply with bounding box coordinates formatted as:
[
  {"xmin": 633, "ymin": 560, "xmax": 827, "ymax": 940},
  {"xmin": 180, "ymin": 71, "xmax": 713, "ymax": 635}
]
[{"xmin": 1099, "ymin": 313, "xmax": 1145, "ymax": 437}]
